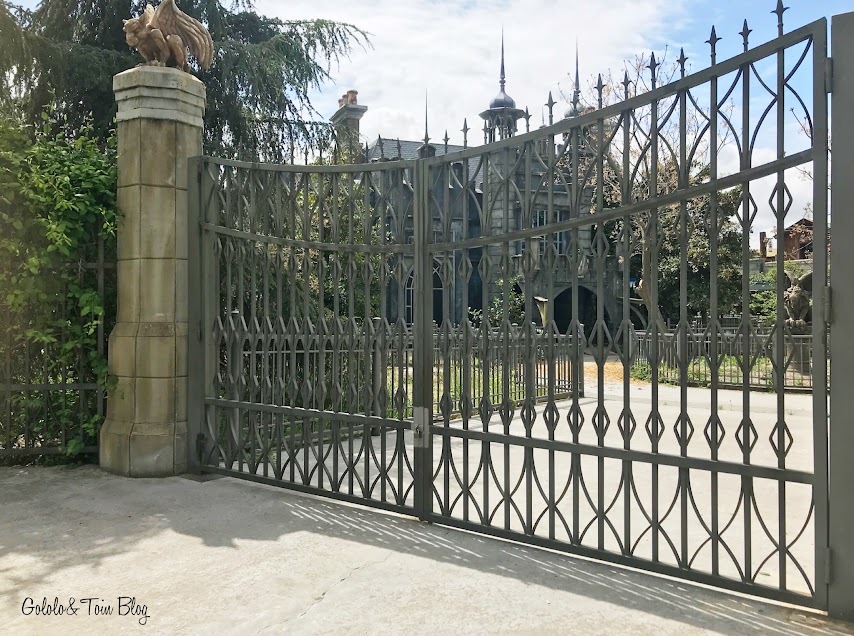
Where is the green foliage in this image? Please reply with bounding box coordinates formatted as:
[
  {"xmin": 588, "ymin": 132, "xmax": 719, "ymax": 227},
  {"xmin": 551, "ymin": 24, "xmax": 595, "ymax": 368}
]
[
  {"xmin": 655, "ymin": 186, "xmax": 744, "ymax": 323},
  {"xmin": 3, "ymin": 0, "xmax": 367, "ymax": 161},
  {"xmin": 486, "ymin": 276, "xmax": 526, "ymax": 326},
  {"xmin": 0, "ymin": 108, "xmax": 117, "ymax": 456},
  {"xmin": 748, "ymin": 261, "xmax": 812, "ymax": 325}
]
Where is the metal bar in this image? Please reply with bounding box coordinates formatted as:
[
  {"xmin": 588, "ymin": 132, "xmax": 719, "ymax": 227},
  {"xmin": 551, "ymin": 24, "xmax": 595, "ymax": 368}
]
[
  {"xmin": 774, "ymin": 23, "xmax": 788, "ymax": 593},
  {"xmin": 739, "ymin": 44, "xmax": 754, "ymax": 585},
  {"xmin": 810, "ymin": 18, "xmax": 829, "ymax": 611},
  {"xmin": 187, "ymin": 156, "xmax": 206, "ymax": 471},
  {"xmin": 829, "ymin": 10, "xmax": 854, "ymax": 621},
  {"xmin": 708, "ymin": 50, "xmax": 720, "ymax": 578},
  {"xmin": 428, "ymin": 149, "xmax": 812, "ymax": 254},
  {"xmin": 412, "ymin": 158, "xmax": 434, "ymax": 520},
  {"xmin": 678, "ymin": 75, "xmax": 689, "ymax": 570},
  {"xmin": 428, "ymin": 424, "xmax": 814, "ymax": 484},
  {"xmin": 424, "ymin": 514, "xmax": 819, "ymax": 608}
]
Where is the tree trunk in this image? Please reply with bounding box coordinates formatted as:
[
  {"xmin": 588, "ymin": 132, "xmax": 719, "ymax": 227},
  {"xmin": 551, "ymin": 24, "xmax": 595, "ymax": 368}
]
[{"xmin": 635, "ymin": 224, "xmax": 666, "ymax": 333}]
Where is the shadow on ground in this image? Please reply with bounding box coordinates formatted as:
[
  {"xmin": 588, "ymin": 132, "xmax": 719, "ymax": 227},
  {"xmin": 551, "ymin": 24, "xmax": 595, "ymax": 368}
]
[{"xmin": 0, "ymin": 465, "xmax": 850, "ymax": 635}]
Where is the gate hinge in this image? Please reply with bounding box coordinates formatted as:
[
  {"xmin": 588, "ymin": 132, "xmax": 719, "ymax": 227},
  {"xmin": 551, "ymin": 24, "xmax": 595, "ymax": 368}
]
[
  {"xmin": 825, "ymin": 58, "xmax": 834, "ymax": 94},
  {"xmin": 823, "ymin": 286, "xmax": 832, "ymax": 326},
  {"xmin": 825, "ymin": 547, "xmax": 833, "ymax": 584}
]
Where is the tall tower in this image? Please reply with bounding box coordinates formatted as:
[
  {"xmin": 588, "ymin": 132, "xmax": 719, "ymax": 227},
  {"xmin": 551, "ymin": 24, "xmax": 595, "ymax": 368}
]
[{"xmin": 479, "ymin": 33, "xmax": 527, "ymax": 143}]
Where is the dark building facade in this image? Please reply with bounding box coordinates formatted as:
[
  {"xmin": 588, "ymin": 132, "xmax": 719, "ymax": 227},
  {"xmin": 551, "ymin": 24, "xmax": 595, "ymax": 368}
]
[{"xmin": 329, "ymin": 45, "xmax": 625, "ymax": 336}]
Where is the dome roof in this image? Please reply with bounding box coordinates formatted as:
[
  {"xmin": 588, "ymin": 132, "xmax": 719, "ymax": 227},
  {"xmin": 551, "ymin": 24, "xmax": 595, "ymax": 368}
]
[{"xmin": 490, "ymin": 89, "xmax": 516, "ymax": 109}]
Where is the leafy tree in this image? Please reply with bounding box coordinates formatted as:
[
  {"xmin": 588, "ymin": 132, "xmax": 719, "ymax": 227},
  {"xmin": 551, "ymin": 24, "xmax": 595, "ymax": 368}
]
[
  {"xmin": 565, "ymin": 52, "xmax": 744, "ymax": 329},
  {"xmin": 0, "ymin": 108, "xmax": 117, "ymax": 456},
  {"xmin": 2, "ymin": 0, "xmax": 367, "ymax": 161}
]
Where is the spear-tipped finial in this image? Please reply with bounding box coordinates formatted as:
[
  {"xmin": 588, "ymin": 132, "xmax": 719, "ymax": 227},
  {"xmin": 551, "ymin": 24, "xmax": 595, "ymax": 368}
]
[
  {"xmin": 677, "ymin": 48, "xmax": 688, "ymax": 78},
  {"xmin": 443, "ymin": 129, "xmax": 450, "ymax": 153},
  {"xmin": 706, "ymin": 26, "xmax": 722, "ymax": 63},
  {"xmin": 773, "ymin": 1, "xmax": 787, "ymax": 36},
  {"xmin": 595, "ymin": 74, "xmax": 604, "ymax": 108},
  {"xmin": 363, "ymin": 141, "xmax": 369, "ymax": 164},
  {"xmin": 482, "ymin": 119, "xmax": 489, "ymax": 144},
  {"xmin": 377, "ymin": 134, "xmax": 384, "ymax": 159},
  {"xmin": 396, "ymin": 138, "xmax": 402, "ymax": 158},
  {"xmin": 500, "ymin": 28, "xmax": 506, "ymax": 90},
  {"xmin": 524, "ymin": 106, "xmax": 530, "ymax": 133},
  {"xmin": 622, "ymin": 71, "xmax": 632, "ymax": 98},
  {"xmin": 740, "ymin": 19, "xmax": 752, "ymax": 51},
  {"xmin": 546, "ymin": 90, "xmax": 556, "ymax": 125},
  {"xmin": 648, "ymin": 52, "xmax": 659, "ymax": 88},
  {"xmin": 461, "ymin": 119, "xmax": 469, "ymax": 148}
]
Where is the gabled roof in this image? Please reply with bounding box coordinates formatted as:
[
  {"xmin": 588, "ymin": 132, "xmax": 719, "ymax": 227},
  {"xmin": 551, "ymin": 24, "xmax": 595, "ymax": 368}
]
[
  {"xmin": 367, "ymin": 138, "xmax": 483, "ymax": 188},
  {"xmin": 367, "ymin": 138, "xmax": 465, "ymax": 161}
]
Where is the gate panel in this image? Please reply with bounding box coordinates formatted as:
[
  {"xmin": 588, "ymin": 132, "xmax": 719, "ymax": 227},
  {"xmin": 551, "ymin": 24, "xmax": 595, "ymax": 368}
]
[
  {"xmin": 189, "ymin": 158, "xmax": 419, "ymax": 514},
  {"xmin": 421, "ymin": 18, "xmax": 828, "ymax": 607},
  {"xmin": 186, "ymin": 11, "xmax": 832, "ymax": 611}
]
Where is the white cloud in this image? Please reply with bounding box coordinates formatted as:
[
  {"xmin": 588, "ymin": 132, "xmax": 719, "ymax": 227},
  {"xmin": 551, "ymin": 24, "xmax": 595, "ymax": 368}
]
[
  {"xmin": 255, "ymin": 0, "xmax": 820, "ymax": 249},
  {"xmin": 256, "ymin": 0, "xmax": 693, "ymax": 145}
]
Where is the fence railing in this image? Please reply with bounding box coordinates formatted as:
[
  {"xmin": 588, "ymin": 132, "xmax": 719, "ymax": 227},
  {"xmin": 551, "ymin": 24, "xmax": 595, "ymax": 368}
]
[
  {"xmin": 219, "ymin": 320, "xmax": 585, "ymax": 426},
  {"xmin": 631, "ymin": 327, "xmax": 817, "ymax": 391},
  {"xmin": 0, "ymin": 250, "xmax": 115, "ymax": 458}
]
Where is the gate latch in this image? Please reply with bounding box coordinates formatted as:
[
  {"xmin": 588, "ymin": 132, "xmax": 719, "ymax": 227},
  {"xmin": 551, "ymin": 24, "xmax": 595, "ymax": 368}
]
[{"xmin": 413, "ymin": 407, "xmax": 430, "ymax": 448}]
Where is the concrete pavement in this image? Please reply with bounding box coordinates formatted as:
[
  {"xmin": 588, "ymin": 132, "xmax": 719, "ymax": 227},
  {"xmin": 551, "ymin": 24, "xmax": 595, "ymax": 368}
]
[{"xmin": 1, "ymin": 465, "xmax": 851, "ymax": 635}]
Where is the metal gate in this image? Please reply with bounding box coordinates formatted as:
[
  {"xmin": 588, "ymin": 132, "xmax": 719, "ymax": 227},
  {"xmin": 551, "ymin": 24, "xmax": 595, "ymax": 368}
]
[{"xmin": 189, "ymin": 11, "xmax": 831, "ymax": 610}]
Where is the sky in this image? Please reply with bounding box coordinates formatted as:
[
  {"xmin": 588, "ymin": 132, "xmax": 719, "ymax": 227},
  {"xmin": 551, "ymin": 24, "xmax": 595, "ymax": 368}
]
[
  {"xmin": 16, "ymin": 0, "xmax": 848, "ymax": 239},
  {"xmin": 246, "ymin": 0, "xmax": 849, "ymax": 144},
  {"xmin": 250, "ymin": 0, "xmax": 846, "ymax": 242}
]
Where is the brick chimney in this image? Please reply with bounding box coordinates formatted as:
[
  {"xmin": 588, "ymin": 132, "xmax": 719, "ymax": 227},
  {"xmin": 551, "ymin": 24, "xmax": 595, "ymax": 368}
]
[{"xmin": 330, "ymin": 89, "xmax": 367, "ymax": 135}]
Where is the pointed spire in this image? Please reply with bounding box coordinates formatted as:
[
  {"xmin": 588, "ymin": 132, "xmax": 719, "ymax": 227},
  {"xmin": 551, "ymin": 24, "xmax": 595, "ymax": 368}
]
[
  {"xmin": 773, "ymin": 1, "xmax": 788, "ymax": 36},
  {"xmin": 461, "ymin": 119, "xmax": 469, "ymax": 148},
  {"xmin": 500, "ymin": 28, "xmax": 506, "ymax": 90},
  {"xmin": 740, "ymin": 19, "xmax": 752, "ymax": 51},
  {"xmin": 524, "ymin": 106, "xmax": 530, "ymax": 133},
  {"xmin": 678, "ymin": 48, "xmax": 688, "ymax": 78},
  {"xmin": 595, "ymin": 74, "xmax": 604, "ymax": 108},
  {"xmin": 443, "ymin": 129, "xmax": 449, "ymax": 153},
  {"xmin": 622, "ymin": 71, "xmax": 632, "ymax": 99},
  {"xmin": 396, "ymin": 138, "xmax": 402, "ymax": 158},
  {"xmin": 377, "ymin": 134, "xmax": 384, "ymax": 159},
  {"xmin": 423, "ymin": 91, "xmax": 430, "ymax": 146},
  {"xmin": 572, "ymin": 40, "xmax": 581, "ymax": 113}
]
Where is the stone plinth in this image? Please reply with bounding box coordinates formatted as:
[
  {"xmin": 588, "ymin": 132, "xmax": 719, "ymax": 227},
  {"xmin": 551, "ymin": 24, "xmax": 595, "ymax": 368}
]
[{"xmin": 100, "ymin": 66, "xmax": 204, "ymax": 476}]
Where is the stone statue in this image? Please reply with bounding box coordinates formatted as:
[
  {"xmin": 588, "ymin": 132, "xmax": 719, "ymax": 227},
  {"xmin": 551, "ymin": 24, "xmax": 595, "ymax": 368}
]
[
  {"xmin": 784, "ymin": 270, "xmax": 812, "ymax": 328},
  {"xmin": 123, "ymin": 0, "xmax": 213, "ymax": 72}
]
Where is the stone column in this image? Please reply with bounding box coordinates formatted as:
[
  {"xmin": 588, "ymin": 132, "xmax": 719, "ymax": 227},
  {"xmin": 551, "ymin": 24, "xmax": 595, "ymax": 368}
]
[{"xmin": 100, "ymin": 66, "xmax": 204, "ymax": 477}]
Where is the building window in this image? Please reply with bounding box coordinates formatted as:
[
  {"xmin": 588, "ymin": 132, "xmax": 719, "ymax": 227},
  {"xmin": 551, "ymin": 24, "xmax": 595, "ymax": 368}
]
[{"xmin": 531, "ymin": 210, "xmax": 566, "ymax": 255}]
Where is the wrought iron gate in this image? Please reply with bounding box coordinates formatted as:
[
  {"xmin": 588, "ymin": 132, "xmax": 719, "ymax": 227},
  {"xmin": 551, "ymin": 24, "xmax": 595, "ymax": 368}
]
[{"xmin": 189, "ymin": 12, "xmax": 830, "ymax": 610}]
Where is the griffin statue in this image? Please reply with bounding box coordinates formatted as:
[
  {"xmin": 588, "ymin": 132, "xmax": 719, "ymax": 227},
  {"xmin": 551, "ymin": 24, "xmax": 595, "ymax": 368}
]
[
  {"xmin": 123, "ymin": 0, "xmax": 213, "ymax": 72},
  {"xmin": 783, "ymin": 270, "xmax": 812, "ymax": 328}
]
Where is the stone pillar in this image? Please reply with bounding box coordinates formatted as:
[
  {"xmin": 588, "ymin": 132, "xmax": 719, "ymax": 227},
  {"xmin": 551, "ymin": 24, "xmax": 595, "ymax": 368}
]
[{"xmin": 100, "ymin": 66, "xmax": 204, "ymax": 477}]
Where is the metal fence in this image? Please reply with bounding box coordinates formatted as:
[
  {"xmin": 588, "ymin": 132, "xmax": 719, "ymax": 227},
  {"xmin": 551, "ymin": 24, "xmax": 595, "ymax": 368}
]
[
  {"xmin": 631, "ymin": 328, "xmax": 816, "ymax": 391},
  {"xmin": 189, "ymin": 6, "xmax": 831, "ymax": 612},
  {"xmin": 0, "ymin": 244, "xmax": 115, "ymax": 458}
]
